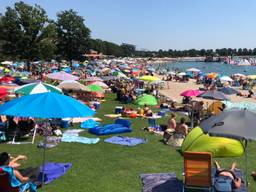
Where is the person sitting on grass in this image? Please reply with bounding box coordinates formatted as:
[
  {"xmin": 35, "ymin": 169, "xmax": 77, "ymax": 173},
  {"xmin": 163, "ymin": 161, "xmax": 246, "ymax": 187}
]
[{"xmin": 214, "ymin": 161, "xmax": 242, "ymax": 191}]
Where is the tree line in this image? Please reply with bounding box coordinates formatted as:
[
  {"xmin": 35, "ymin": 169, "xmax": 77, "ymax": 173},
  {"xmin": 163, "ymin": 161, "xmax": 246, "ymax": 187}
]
[{"xmin": 0, "ymin": 1, "xmax": 255, "ymax": 62}]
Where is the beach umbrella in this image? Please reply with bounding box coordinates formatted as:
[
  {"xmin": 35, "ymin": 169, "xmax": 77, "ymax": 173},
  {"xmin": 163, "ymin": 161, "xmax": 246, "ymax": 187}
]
[
  {"xmin": 85, "ymin": 84, "xmax": 104, "ymax": 93},
  {"xmin": 135, "ymin": 94, "xmax": 157, "ymax": 106},
  {"xmin": 186, "ymin": 68, "xmax": 201, "ymax": 72},
  {"xmin": 180, "ymin": 89, "xmax": 204, "ymax": 97},
  {"xmin": 207, "ymin": 73, "xmax": 218, "ymax": 79},
  {"xmin": 90, "ymin": 81, "xmax": 109, "ymax": 89},
  {"xmin": 167, "ymin": 71, "xmax": 176, "ymax": 75},
  {"xmin": 15, "ymin": 82, "xmax": 62, "ymax": 95},
  {"xmin": 46, "ymin": 71, "xmax": 79, "ymax": 81},
  {"xmin": 0, "ymin": 92, "xmax": 95, "ymax": 119},
  {"xmin": 218, "ymin": 86, "xmax": 239, "ymax": 95},
  {"xmin": 83, "ymin": 77, "xmax": 103, "ymax": 82},
  {"xmin": 58, "ymin": 80, "xmax": 89, "ymax": 91},
  {"xmin": 1, "ymin": 61, "xmax": 13, "ymax": 65},
  {"xmin": 139, "ymin": 75, "xmax": 160, "ymax": 82},
  {"xmin": 247, "ymin": 75, "xmax": 256, "ymax": 80},
  {"xmin": 0, "ymin": 88, "xmax": 8, "ymax": 98},
  {"xmin": 233, "ymin": 73, "xmax": 246, "ymax": 78},
  {"xmin": 199, "ymin": 90, "xmax": 229, "ymax": 100},
  {"xmin": 0, "ymin": 76, "xmax": 15, "ymax": 83},
  {"xmin": 113, "ymin": 71, "xmax": 128, "ymax": 78},
  {"xmin": 200, "ymin": 109, "xmax": 256, "ymax": 185},
  {"xmin": 177, "ymin": 72, "xmax": 186, "ymax": 76},
  {"xmin": 147, "ymin": 67, "xmax": 155, "ymax": 72},
  {"xmin": 219, "ymin": 76, "xmax": 233, "ymax": 82}
]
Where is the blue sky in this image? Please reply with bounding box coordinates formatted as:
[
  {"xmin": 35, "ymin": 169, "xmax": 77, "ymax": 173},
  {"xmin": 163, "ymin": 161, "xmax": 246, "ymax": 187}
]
[{"xmin": 1, "ymin": 0, "xmax": 256, "ymax": 51}]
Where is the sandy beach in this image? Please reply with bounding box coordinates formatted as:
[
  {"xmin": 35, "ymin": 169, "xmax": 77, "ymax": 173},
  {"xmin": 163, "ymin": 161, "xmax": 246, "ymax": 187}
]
[{"xmin": 159, "ymin": 79, "xmax": 256, "ymax": 104}]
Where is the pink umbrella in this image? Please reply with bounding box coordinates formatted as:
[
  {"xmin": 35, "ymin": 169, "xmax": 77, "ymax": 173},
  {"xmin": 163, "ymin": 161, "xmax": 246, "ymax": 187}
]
[
  {"xmin": 180, "ymin": 89, "xmax": 204, "ymax": 97},
  {"xmin": 46, "ymin": 71, "xmax": 79, "ymax": 81}
]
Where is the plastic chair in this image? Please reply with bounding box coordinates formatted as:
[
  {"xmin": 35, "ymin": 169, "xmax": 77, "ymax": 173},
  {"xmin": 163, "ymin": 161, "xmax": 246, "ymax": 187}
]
[
  {"xmin": 183, "ymin": 151, "xmax": 213, "ymax": 192},
  {"xmin": 0, "ymin": 168, "xmax": 20, "ymax": 192}
]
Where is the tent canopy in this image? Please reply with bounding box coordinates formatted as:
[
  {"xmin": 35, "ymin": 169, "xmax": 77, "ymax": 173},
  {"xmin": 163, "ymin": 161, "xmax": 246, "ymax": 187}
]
[{"xmin": 181, "ymin": 127, "xmax": 244, "ymax": 158}]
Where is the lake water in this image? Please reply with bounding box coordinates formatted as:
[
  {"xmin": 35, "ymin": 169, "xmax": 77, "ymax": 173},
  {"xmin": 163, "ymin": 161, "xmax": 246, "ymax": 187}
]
[{"xmin": 154, "ymin": 61, "xmax": 256, "ymax": 76}]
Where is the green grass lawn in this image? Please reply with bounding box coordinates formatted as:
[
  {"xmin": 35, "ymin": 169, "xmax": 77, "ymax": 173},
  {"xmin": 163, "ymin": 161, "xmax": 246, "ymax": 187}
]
[{"xmin": 1, "ymin": 93, "xmax": 256, "ymax": 191}]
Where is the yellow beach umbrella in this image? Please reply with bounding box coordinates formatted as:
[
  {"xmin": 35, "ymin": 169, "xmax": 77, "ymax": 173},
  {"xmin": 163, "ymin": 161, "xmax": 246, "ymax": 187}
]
[{"xmin": 139, "ymin": 75, "xmax": 160, "ymax": 82}]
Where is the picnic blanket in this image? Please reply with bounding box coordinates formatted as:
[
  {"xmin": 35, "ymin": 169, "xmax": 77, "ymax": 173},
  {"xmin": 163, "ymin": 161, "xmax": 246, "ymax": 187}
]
[
  {"xmin": 62, "ymin": 129, "xmax": 100, "ymax": 144},
  {"xmin": 62, "ymin": 134, "xmax": 100, "ymax": 144},
  {"xmin": 140, "ymin": 172, "xmax": 182, "ymax": 192},
  {"xmin": 104, "ymin": 136, "xmax": 146, "ymax": 146},
  {"xmin": 39, "ymin": 162, "xmax": 72, "ymax": 184}
]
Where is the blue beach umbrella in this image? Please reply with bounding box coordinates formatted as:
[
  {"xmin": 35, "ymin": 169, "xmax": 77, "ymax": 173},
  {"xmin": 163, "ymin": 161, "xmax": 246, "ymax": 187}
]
[{"xmin": 0, "ymin": 92, "xmax": 95, "ymax": 118}]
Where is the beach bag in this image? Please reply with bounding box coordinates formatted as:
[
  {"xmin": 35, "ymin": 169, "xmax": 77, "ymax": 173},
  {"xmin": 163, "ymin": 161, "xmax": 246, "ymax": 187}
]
[{"xmin": 214, "ymin": 175, "xmax": 233, "ymax": 192}]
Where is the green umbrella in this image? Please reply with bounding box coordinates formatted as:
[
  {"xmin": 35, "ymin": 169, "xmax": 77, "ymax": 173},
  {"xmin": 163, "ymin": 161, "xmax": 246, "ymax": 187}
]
[
  {"xmin": 135, "ymin": 94, "xmax": 158, "ymax": 106},
  {"xmin": 86, "ymin": 84, "xmax": 104, "ymax": 93},
  {"xmin": 15, "ymin": 82, "xmax": 62, "ymax": 95}
]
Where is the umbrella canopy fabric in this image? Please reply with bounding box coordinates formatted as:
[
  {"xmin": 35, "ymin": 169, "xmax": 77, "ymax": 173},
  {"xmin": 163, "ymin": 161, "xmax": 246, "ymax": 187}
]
[
  {"xmin": 0, "ymin": 76, "xmax": 15, "ymax": 83},
  {"xmin": 233, "ymin": 73, "xmax": 246, "ymax": 78},
  {"xmin": 199, "ymin": 90, "xmax": 229, "ymax": 100},
  {"xmin": 247, "ymin": 75, "xmax": 256, "ymax": 80},
  {"xmin": 207, "ymin": 73, "xmax": 218, "ymax": 79},
  {"xmin": 15, "ymin": 82, "xmax": 62, "ymax": 95},
  {"xmin": 58, "ymin": 80, "xmax": 89, "ymax": 91},
  {"xmin": 0, "ymin": 88, "xmax": 8, "ymax": 98},
  {"xmin": 177, "ymin": 72, "xmax": 186, "ymax": 76},
  {"xmin": 83, "ymin": 77, "xmax": 103, "ymax": 82},
  {"xmin": 186, "ymin": 68, "xmax": 201, "ymax": 72},
  {"xmin": 219, "ymin": 76, "xmax": 233, "ymax": 82},
  {"xmin": 135, "ymin": 94, "xmax": 157, "ymax": 106},
  {"xmin": 90, "ymin": 81, "xmax": 109, "ymax": 89},
  {"xmin": 200, "ymin": 110, "xmax": 256, "ymax": 141},
  {"xmin": 180, "ymin": 90, "xmax": 204, "ymax": 97},
  {"xmin": 139, "ymin": 75, "xmax": 160, "ymax": 82},
  {"xmin": 46, "ymin": 71, "xmax": 79, "ymax": 81},
  {"xmin": 0, "ymin": 92, "xmax": 95, "ymax": 118},
  {"xmin": 85, "ymin": 84, "xmax": 104, "ymax": 93},
  {"xmin": 218, "ymin": 87, "xmax": 239, "ymax": 95}
]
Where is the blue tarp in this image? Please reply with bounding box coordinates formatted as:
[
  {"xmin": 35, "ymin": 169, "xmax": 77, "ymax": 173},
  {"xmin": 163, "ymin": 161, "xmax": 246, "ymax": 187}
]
[{"xmin": 104, "ymin": 136, "xmax": 146, "ymax": 146}]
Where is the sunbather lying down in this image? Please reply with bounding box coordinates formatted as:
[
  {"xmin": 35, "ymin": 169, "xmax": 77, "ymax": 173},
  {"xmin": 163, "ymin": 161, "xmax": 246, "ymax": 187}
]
[{"xmin": 214, "ymin": 161, "xmax": 242, "ymax": 190}]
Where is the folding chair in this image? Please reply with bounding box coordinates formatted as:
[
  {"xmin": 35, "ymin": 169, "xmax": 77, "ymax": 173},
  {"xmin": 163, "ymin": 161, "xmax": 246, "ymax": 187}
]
[
  {"xmin": 183, "ymin": 151, "xmax": 213, "ymax": 192},
  {"xmin": 0, "ymin": 167, "xmax": 19, "ymax": 192}
]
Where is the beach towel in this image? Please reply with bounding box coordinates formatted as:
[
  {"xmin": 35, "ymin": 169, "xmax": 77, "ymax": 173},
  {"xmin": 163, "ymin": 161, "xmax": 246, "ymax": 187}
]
[
  {"xmin": 38, "ymin": 162, "xmax": 72, "ymax": 184},
  {"xmin": 140, "ymin": 172, "xmax": 182, "ymax": 192},
  {"xmin": 62, "ymin": 134, "xmax": 100, "ymax": 144},
  {"xmin": 63, "ymin": 129, "xmax": 84, "ymax": 136},
  {"xmin": 104, "ymin": 136, "xmax": 146, "ymax": 146}
]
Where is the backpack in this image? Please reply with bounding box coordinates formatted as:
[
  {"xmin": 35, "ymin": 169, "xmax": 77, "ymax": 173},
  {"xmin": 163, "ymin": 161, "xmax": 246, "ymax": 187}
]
[{"xmin": 214, "ymin": 175, "xmax": 233, "ymax": 192}]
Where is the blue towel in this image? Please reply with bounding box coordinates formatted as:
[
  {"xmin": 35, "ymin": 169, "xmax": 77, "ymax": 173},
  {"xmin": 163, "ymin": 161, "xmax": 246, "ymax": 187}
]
[
  {"xmin": 80, "ymin": 119, "xmax": 100, "ymax": 129},
  {"xmin": 104, "ymin": 136, "xmax": 146, "ymax": 146},
  {"xmin": 62, "ymin": 134, "xmax": 100, "ymax": 144},
  {"xmin": 39, "ymin": 162, "xmax": 72, "ymax": 184}
]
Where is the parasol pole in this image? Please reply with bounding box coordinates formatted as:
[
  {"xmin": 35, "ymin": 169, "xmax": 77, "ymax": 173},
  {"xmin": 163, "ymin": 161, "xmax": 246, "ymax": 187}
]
[{"xmin": 245, "ymin": 139, "xmax": 248, "ymax": 187}]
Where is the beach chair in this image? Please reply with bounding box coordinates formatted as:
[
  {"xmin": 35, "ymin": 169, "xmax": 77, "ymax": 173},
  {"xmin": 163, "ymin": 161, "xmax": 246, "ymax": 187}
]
[
  {"xmin": 0, "ymin": 167, "xmax": 19, "ymax": 192},
  {"xmin": 183, "ymin": 151, "xmax": 213, "ymax": 192}
]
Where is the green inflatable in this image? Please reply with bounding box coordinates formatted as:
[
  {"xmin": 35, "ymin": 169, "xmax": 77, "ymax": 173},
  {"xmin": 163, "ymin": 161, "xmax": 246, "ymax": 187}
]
[{"xmin": 181, "ymin": 127, "xmax": 244, "ymax": 158}]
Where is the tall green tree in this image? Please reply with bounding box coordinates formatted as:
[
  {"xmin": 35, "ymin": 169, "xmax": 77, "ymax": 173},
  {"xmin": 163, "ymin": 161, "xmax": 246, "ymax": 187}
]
[
  {"xmin": 0, "ymin": 1, "xmax": 56, "ymax": 61},
  {"xmin": 56, "ymin": 9, "xmax": 90, "ymax": 63}
]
